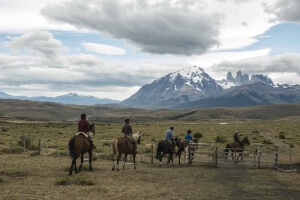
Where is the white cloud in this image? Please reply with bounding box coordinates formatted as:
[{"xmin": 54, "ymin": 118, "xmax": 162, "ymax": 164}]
[
  {"xmin": 82, "ymin": 42, "xmax": 126, "ymax": 55},
  {"xmin": 4, "ymin": 31, "xmax": 66, "ymax": 57},
  {"xmin": 42, "ymin": 0, "xmax": 222, "ymax": 55},
  {"xmin": 264, "ymin": 0, "xmax": 300, "ymax": 23}
]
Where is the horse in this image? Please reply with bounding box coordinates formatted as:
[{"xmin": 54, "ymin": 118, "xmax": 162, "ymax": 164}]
[
  {"xmin": 176, "ymin": 138, "xmax": 199, "ymax": 165},
  {"xmin": 156, "ymin": 139, "xmax": 177, "ymax": 167},
  {"xmin": 112, "ymin": 131, "xmax": 142, "ymax": 171},
  {"xmin": 68, "ymin": 123, "xmax": 95, "ymax": 176},
  {"xmin": 224, "ymin": 137, "xmax": 250, "ymax": 161}
]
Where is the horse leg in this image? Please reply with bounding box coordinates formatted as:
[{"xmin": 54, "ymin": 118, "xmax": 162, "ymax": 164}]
[
  {"xmin": 123, "ymin": 154, "xmax": 127, "ymax": 170},
  {"xmin": 69, "ymin": 157, "xmax": 75, "ymax": 176},
  {"xmin": 133, "ymin": 153, "xmax": 137, "ymax": 170},
  {"xmin": 159, "ymin": 153, "xmax": 165, "ymax": 167},
  {"xmin": 178, "ymin": 152, "xmax": 181, "ymax": 165},
  {"xmin": 116, "ymin": 152, "xmax": 121, "ymax": 171},
  {"xmin": 89, "ymin": 150, "xmax": 93, "ymax": 171},
  {"xmin": 74, "ymin": 158, "xmax": 78, "ymax": 174},
  {"xmin": 79, "ymin": 152, "xmax": 84, "ymax": 172},
  {"xmin": 171, "ymin": 153, "xmax": 174, "ymax": 166},
  {"xmin": 112, "ymin": 150, "xmax": 115, "ymax": 171}
]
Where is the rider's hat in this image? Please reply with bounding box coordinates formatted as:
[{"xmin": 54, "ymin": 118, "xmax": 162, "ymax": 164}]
[
  {"xmin": 187, "ymin": 130, "xmax": 192, "ymax": 134},
  {"xmin": 170, "ymin": 125, "xmax": 174, "ymax": 130},
  {"xmin": 125, "ymin": 117, "xmax": 130, "ymax": 122},
  {"xmin": 235, "ymin": 131, "xmax": 239, "ymax": 133}
]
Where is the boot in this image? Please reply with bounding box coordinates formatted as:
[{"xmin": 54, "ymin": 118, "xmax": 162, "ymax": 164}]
[{"xmin": 90, "ymin": 140, "xmax": 96, "ymax": 149}]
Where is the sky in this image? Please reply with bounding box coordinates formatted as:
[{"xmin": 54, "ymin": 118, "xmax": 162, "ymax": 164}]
[{"xmin": 0, "ymin": 0, "xmax": 299, "ymax": 100}]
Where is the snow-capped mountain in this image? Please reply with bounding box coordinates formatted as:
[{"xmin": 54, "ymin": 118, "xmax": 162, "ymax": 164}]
[
  {"xmin": 217, "ymin": 71, "xmax": 274, "ymax": 89},
  {"xmin": 121, "ymin": 66, "xmax": 223, "ymax": 108},
  {"xmin": 0, "ymin": 92, "xmax": 120, "ymax": 105}
]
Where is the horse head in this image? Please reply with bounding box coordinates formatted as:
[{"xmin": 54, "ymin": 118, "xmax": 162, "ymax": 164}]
[
  {"xmin": 174, "ymin": 137, "xmax": 181, "ymax": 148},
  {"xmin": 90, "ymin": 123, "xmax": 95, "ymax": 135},
  {"xmin": 133, "ymin": 131, "xmax": 142, "ymax": 144},
  {"xmin": 242, "ymin": 137, "xmax": 250, "ymax": 146}
]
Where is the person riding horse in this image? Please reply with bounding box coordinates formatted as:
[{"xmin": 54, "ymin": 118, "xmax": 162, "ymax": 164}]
[
  {"xmin": 234, "ymin": 131, "xmax": 243, "ymax": 148},
  {"xmin": 185, "ymin": 130, "xmax": 193, "ymax": 142},
  {"xmin": 165, "ymin": 125, "xmax": 175, "ymax": 153},
  {"xmin": 122, "ymin": 118, "xmax": 137, "ymax": 153},
  {"xmin": 77, "ymin": 114, "xmax": 96, "ymax": 149}
]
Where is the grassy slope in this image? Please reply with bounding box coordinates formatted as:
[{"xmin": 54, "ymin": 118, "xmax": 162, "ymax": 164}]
[{"xmin": 0, "ymin": 99, "xmax": 300, "ymax": 122}]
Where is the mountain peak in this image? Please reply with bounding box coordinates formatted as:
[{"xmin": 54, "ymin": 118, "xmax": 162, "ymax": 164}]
[{"xmin": 169, "ymin": 66, "xmax": 205, "ymax": 82}]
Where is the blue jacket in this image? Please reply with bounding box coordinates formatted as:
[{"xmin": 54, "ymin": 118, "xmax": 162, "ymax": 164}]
[
  {"xmin": 185, "ymin": 133, "xmax": 193, "ymax": 142},
  {"xmin": 165, "ymin": 129, "xmax": 174, "ymax": 140}
]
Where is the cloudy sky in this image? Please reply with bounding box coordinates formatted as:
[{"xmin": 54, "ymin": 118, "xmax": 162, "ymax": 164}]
[{"xmin": 0, "ymin": 0, "xmax": 299, "ymax": 100}]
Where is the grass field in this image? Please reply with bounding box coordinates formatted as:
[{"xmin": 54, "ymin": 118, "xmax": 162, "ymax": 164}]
[{"xmin": 0, "ymin": 119, "xmax": 300, "ymax": 199}]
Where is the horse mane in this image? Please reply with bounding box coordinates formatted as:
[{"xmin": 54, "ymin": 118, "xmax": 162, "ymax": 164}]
[{"xmin": 133, "ymin": 131, "xmax": 141, "ymax": 143}]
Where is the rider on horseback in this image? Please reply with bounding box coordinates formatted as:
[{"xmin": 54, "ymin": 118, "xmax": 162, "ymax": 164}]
[
  {"xmin": 122, "ymin": 118, "xmax": 137, "ymax": 152},
  {"xmin": 78, "ymin": 114, "xmax": 96, "ymax": 149},
  {"xmin": 234, "ymin": 131, "xmax": 243, "ymax": 148},
  {"xmin": 184, "ymin": 130, "xmax": 193, "ymax": 142},
  {"xmin": 165, "ymin": 125, "xmax": 176, "ymax": 153}
]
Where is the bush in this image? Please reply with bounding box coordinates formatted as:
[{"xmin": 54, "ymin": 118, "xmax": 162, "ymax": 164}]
[
  {"xmin": 252, "ymin": 130, "xmax": 259, "ymax": 133},
  {"xmin": 1, "ymin": 127, "xmax": 8, "ymax": 132},
  {"xmin": 2, "ymin": 146, "xmax": 24, "ymax": 154},
  {"xmin": 252, "ymin": 137, "xmax": 257, "ymax": 140},
  {"xmin": 262, "ymin": 140, "xmax": 273, "ymax": 144},
  {"xmin": 290, "ymin": 144, "xmax": 294, "ymax": 148},
  {"xmin": 193, "ymin": 133, "xmax": 203, "ymax": 139},
  {"xmin": 0, "ymin": 177, "xmax": 5, "ymax": 183},
  {"xmin": 279, "ymin": 131, "xmax": 286, "ymax": 139},
  {"xmin": 18, "ymin": 133, "xmax": 31, "ymax": 149},
  {"xmin": 215, "ymin": 136, "xmax": 227, "ymax": 143}
]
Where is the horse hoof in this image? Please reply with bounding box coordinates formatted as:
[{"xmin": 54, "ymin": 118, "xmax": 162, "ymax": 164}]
[
  {"xmin": 134, "ymin": 166, "xmax": 137, "ymax": 170},
  {"xmin": 112, "ymin": 168, "xmax": 115, "ymax": 171}
]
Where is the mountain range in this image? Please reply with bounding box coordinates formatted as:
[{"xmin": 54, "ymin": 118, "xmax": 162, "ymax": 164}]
[
  {"xmin": 0, "ymin": 92, "xmax": 120, "ymax": 105},
  {"xmin": 121, "ymin": 66, "xmax": 300, "ymax": 109},
  {"xmin": 1, "ymin": 66, "xmax": 300, "ymax": 109}
]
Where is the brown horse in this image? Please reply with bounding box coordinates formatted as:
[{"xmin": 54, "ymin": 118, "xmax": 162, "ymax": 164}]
[
  {"xmin": 176, "ymin": 138, "xmax": 199, "ymax": 165},
  {"xmin": 224, "ymin": 137, "xmax": 250, "ymax": 161},
  {"xmin": 112, "ymin": 131, "xmax": 142, "ymax": 171},
  {"xmin": 68, "ymin": 124, "xmax": 95, "ymax": 175}
]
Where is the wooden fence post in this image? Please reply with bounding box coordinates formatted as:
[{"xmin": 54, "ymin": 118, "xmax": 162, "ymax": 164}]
[
  {"xmin": 38, "ymin": 139, "xmax": 42, "ymax": 155},
  {"xmin": 274, "ymin": 145, "xmax": 279, "ymax": 169},
  {"xmin": 188, "ymin": 144, "xmax": 192, "ymax": 164},
  {"xmin": 151, "ymin": 143, "xmax": 154, "ymax": 164},
  {"xmin": 254, "ymin": 146, "xmax": 257, "ymax": 169},
  {"xmin": 214, "ymin": 146, "xmax": 218, "ymax": 167},
  {"xmin": 257, "ymin": 145, "xmax": 261, "ymax": 169},
  {"xmin": 46, "ymin": 139, "xmax": 49, "ymax": 155},
  {"xmin": 23, "ymin": 137, "xmax": 26, "ymax": 153}
]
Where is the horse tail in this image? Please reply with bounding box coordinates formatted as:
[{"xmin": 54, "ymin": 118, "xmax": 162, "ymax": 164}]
[
  {"xmin": 112, "ymin": 138, "xmax": 118, "ymax": 156},
  {"xmin": 224, "ymin": 144, "xmax": 230, "ymax": 157},
  {"xmin": 156, "ymin": 142, "xmax": 162, "ymax": 159},
  {"xmin": 68, "ymin": 137, "xmax": 79, "ymax": 159}
]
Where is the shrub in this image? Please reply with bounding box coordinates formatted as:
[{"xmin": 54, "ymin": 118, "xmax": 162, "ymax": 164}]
[
  {"xmin": 0, "ymin": 177, "xmax": 5, "ymax": 183},
  {"xmin": 1, "ymin": 127, "xmax": 8, "ymax": 132},
  {"xmin": 252, "ymin": 137, "xmax": 257, "ymax": 140},
  {"xmin": 290, "ymin": 144, "xmax": 294, "ymax": 148},
  {"xmin": 252, "ymin": 130, "xmax": 259, "ymax": 133},
  {"xmin": 215, "ymin": 136, "xmax": 227, "ymax": 143},
  {"xmin": 193, "ymin": 133, "xmax": 203, "ymax": 139},
  {"xmin": 262, "ymin": 140, "xmax": 273, "ymax": 144},
  {"xmin": 18, "ymin": 133, "xmax": 31, "ymax": 149},
  {"xmin": 2, "ymin": 146, "xmax": 24, "ymax": 154},
  {"xmin": 279, "ymin": 131, "xmax": 286, "ymax": 139}
]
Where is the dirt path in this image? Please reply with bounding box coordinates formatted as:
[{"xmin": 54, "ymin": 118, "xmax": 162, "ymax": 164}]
[{"xmin": 256, "ymin": 125, "xmax": 290, "ymax": 150}]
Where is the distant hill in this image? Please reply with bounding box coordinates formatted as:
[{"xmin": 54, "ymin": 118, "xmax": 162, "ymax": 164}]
[
  {"xmin": 0, "ymin": 99, "xmax": 300, "ymax": 121},
  {"xmin": 0, "ymin": 92, "xmax": 120, "ymax": 105}
]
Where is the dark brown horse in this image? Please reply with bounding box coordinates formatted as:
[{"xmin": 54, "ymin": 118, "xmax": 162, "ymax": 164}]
[
  {"xmin": 68, "ymin": 124, "xmax": 95, "ymax": 175},
  {"xmin": 176, "ymin": 138, "xmax": 199, "ymax": 165},
  {"xmin": 224, "ymin": 137, "xmax": 250, "ymax": 161},
  {"xmin": 112, "ymin": 131, "xmax": 141, "ymax": 171}
]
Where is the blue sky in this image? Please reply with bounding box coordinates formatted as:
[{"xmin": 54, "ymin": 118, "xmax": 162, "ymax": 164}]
[{"xmin": 0, "ymin": 0, "xmax": 299, "ymax": 100}]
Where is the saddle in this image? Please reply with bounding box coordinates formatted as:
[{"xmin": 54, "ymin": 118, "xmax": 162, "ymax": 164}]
[
  {"xmin": 124, "ymin": 136, "xmax": 134, "ymax": 143},
  {"xmin": 165, "ymin": 139, "xmax": 173, "ymax": 145},
  {"xmin": 76, "ymin": 132, "xmax": 88, "ymax": 138}
]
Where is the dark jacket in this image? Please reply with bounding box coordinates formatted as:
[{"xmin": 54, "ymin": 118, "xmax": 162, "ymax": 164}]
[{"xmin": 122, "ymin": 124, "xmax": 132, "ymax": 135}]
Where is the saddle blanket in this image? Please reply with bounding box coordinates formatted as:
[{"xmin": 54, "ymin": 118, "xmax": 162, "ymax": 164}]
[
  {"xmin": 76, "ymin": 132, "xmax": 88, "ymax": 138},
  {"xmin": 124, "ymin": 136, "xmax": 133, "ymax": 143}
]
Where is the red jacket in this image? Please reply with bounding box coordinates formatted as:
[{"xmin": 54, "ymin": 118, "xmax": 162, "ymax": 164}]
[{"xmin": 78, "ymin": 119, "xmax": 90, "ymax": 133}]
